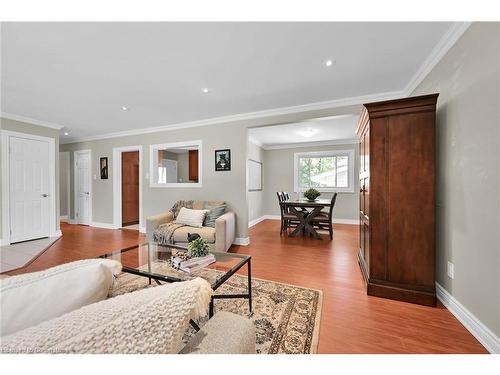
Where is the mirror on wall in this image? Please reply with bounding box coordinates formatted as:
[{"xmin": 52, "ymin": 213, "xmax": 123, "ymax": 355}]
[{"xmin": 150, "ymin": 141, "xmax": 202, "ymax": 187}]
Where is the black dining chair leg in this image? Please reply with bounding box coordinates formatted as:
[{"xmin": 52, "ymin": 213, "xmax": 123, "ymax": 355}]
[{"xmin": 329, "ymin": 223, "xmax": 333, "ymax": 240}]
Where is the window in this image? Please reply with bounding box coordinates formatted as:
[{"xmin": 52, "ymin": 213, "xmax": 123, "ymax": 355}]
[{"xmin": 294, "ymin": 149, "xmax": 354, "ymax": 193}]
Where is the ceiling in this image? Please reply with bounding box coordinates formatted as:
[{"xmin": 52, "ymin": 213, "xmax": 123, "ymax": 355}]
[
  {"xmin": 1, "ymin": 22, "xmax": 457, "ymax": 143},
  {"xmin": 249, "ymin": 115, "xmax": 358, "ymax": 149}
]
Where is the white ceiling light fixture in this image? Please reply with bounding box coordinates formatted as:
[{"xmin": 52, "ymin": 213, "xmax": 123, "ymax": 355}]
[
  {"xmin": 324, "ymin": 59, "xmax": 335, "ymax": 67},
  {"xmin": 121, "ymin": 106, "xmax": 128, "ymax": 111},
  {"xmin": 297, "ymin": 128, "xmax": 318, "ymax": 138},
  {"xmin": 63, "ymin": 132, "xmax": 69, "ymax": 136},
  {"xmin": 201, "ymin": 88, "xmax": 210, "ymax": 93}
]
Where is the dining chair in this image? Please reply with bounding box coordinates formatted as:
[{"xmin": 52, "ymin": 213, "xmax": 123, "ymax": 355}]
[
  {"xmin": 277, "ymin": 192, "xmax": 300, "ymax": 236},
  {"xmin": 311, "ymin": 193, "xmax": 338, "ymax": 240}
]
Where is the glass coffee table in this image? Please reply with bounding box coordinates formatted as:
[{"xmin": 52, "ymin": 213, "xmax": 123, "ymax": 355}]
[{"xmin": 100, "ymin": 242, "xmax": 252, "ymax": 321}]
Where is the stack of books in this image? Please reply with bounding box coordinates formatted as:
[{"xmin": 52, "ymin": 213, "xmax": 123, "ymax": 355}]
[{"xmin": 171, "ymin": 253, "xmax": 216, "ymax": 273}]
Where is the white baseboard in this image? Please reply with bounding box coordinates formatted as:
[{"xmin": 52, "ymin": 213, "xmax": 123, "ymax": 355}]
[
  {"xmin": 90, "ymin": 221, "xmax": 117, "ymax": 230},
  {"xmin": 436, "ymin": 282, "xmax": 499, "ymax": 353},
  {"xmin": 248, "ymin": 216, "xmax": 268, "ymax": 227},
  {"xmin": 60, "ymin": 215, "xmax": 68, "ymax": 222},
  {"xmin": 249, "ymin": 215, "xmax": 358, "ymax": 227},
  {"xmin": 68, "ymin": 219, "xmax": 77, "ymax": 224},
  {"xmin": 139, "ymin": 226, "xmax": 146, "ymax": 234},
  {"xmin": 52, "ymin": 230, "xmax": 62, "ymax": 237},
  {"xmin": 233, "ymin": 237, "xmax": 250, "ymax": 246},
  {"xmin": 332, "ymin": 218, "xmax": 359, "ymax": 225}
]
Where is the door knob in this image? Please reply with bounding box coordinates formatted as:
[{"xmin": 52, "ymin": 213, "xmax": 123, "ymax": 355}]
[
  {"xmin": 41, "ymin": 194, "xmax": 49, "ymax": 197},
  {"xmin": 84, "ymin": 192, "xmax": 89, "ymax": 195}
]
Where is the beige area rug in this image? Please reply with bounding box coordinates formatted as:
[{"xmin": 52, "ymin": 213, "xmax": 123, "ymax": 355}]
[{"xmin": 112, "ymin": 264, "xmax": 323, "ymax": 354}]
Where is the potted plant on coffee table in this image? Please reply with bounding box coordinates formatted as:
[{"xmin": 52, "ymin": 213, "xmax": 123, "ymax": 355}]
[{"xmin": 188, "ymin": 237, "xmax": 211, "ymax": 258}]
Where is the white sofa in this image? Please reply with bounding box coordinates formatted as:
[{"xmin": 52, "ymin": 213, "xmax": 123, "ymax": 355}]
[
  {"xmin": 0, "ymin": 260, "xmax": 255, "ymax": 354},
  {"xmin": 146, "ymin": 200, "xmax": 236, "ymax": 252}
]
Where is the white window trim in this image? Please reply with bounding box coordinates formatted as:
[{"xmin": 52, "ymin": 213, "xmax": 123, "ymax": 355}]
[
  {"xmin": 293, "ymin": 149, "xmax": 355, "ymax": 193},
  {"xmin": 149, "ymin": 140, "xmax": 203, "ymax": 188}
]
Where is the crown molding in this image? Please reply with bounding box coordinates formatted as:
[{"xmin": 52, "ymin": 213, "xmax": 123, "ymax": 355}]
[
  {"xmin": 248, "ymin": 135, "xmax": 263, "ymax": 148},
  {"xmin": 61, "ymin": 89, "xmax": 403, "ymax": 144},
  {"xmin": 404, "ymin": 22, "xmax": 471, "ymax": 95},
  {"xmin": 0, "ymin": 112, "xmax": 65, "ymax": 130},
  {"xmin": 262, "ymin": 138, "xmax": 359, "ymax": 150}
]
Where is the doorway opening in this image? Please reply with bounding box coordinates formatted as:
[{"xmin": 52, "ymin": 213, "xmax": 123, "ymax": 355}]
[
  {"xmin": 113, "ymin": 145, "xmax": 143, "ymax": 232},
  {"xmin": 121, "ymin": 151, "xmax": 139, "ymax": 229}
]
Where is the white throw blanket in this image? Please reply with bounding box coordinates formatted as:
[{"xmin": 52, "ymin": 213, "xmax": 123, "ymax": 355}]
[{"xmin": 1, "ymin": 278, "xmax": 213, "ymax": 354}]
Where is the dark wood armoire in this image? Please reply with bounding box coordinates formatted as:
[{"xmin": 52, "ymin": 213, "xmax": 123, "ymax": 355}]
[{"xmin": 356, "ymin": 94, "xmax": 438, "ymax": 307}]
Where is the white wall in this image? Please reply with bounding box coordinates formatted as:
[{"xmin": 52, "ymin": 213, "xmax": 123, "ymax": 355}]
[
  {"xmin": 247, "ymin": 140, "xmax": 264, "ymax": 222},
  {"xmin": 59, "ymin": 151, "xmax": 70, "ymax": 217},
  {"xmin": 412, "ymin": 23, "xmax": 500, "ymax": 340}
]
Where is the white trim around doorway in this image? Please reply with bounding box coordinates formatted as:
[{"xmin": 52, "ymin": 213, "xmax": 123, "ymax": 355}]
[
  {"xmin": 73, "ymin": 149, "xmax": 93, "ymax": 225},
  {"xmin": 1, "ymin": 130, "xmax": 58, "ymax": 245},
  {"xmin": 113, "ymin": 145, "xmax": 144, "ymax": 233},
  {"xmin": 59, "ymin": 151, "xmax": 71, "ymax": 222}
]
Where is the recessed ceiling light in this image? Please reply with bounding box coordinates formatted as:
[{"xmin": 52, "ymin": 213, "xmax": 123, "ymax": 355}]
[
  {"xmin": 63, "ymin": 132, "xmax": 69, "ymax": 136},
  {"xmin": 121, "ymin": 106, "xmax": 128, "ymax": 111},
  {"xmin": 324, "ymin": 59, "xmax": 334, "ymax": 67},
  {"xmin": 201, "ymin": 88, "xmax": 209, "ymax": 93},
  {"xmin": 298, "ymin": 128, "xmax": 317, "ymax": 138}
]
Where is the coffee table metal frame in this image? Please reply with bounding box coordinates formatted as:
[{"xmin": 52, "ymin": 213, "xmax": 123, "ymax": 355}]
[{"xmin": 100, "ymin": 242, "xmax": 253, "ymax": 322}]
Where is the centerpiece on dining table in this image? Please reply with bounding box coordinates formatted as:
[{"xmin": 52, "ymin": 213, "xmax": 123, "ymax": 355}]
[{"xmin": 303, "ymin": 188, "xmax": 321, "ymax": 202}]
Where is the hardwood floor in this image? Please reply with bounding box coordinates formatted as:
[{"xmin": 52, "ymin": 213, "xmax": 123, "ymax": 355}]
[{"xmin": 4, "ymin": 221, "xmax": 487, "ymax": 354}]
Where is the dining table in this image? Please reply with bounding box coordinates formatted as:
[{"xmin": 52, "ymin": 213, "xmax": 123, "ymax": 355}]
[{"xmin": 281, "ymin": 198, "xmax": 332, "ymax": 240}]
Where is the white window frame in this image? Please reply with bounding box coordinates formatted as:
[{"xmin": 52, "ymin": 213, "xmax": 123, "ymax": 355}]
[
  {"xmin": 149, "ymin": 140, "xmax": 203, "ymax": 188},
  {"xmin": 293, "ymin": 149, "xmax": 355, "ymax": 193}
]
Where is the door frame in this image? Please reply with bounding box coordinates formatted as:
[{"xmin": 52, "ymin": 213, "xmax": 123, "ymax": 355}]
[
  {"xmin": 1, "ymin": 130, "xmax": 58, "ymax": 246},
  {"xmin": 73, "ymin": 149, "xmax": 93, "ymax": 225},
  {"xmin": 113, "ymin": 145, "xmax": 143, "ymax": 232}
]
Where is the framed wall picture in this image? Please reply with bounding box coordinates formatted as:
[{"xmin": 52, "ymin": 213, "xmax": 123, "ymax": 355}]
[
  {"xmin": 215, "ymin": 149, "xmax": 231, "ymax": 171},
  {"xmin": 100, "ymin": 157, "xmax": 108, "ymax": 179}
]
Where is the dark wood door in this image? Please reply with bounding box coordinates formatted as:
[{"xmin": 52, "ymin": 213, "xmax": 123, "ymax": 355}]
[
  {"xmin": 188, "ymin": 150, "xmax": 198, "ymax": 182},
  {"xmin": 122, "ymin": 151, "xmax": 139, "ymax": 226}
]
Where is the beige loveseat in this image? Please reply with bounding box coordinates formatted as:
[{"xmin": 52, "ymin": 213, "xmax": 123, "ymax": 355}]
[{"xmin": 146, "ymin": 200, "xmax": 235, "ymax": 252}]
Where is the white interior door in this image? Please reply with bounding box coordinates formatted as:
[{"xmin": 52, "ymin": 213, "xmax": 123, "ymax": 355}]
[
  {"xmin": 76, "ymin": 152, "xmax": 91, "ymax": 225},
  {"xmin": 9, "ymin": 136, "xmax": 50, "ymax": 243}
]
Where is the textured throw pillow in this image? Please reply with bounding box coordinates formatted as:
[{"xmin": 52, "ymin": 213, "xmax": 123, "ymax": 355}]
[
  {"xmin": 0, "ymin": 259, "xmax": 122, "ymax": 337},
  {"xmin": 203, "ymin": 205, "xmax": 227, "ymax": 228},
  {"xmin": 169, "ymin": 200, "xmax": 194, "ymax": 218},
  {"xmin": 175, "ymin": 207, "xmax": 208, "ymax": 228}
]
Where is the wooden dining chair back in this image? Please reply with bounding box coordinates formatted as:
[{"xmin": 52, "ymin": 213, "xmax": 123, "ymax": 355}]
[
  {"xmin": 328, "ymin": 192, "xmax": 338, "ymax": 219},
  {"xmin": 277, "ymin": 191, "xmax": 300, "ymax": 236},
  {"xmin": 312, "ymin": 192, "xmax": 338, "ymax": 240},
  {"xmin": 277, "ymin": 192, "xmax": 285, "ymax": 235}
]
